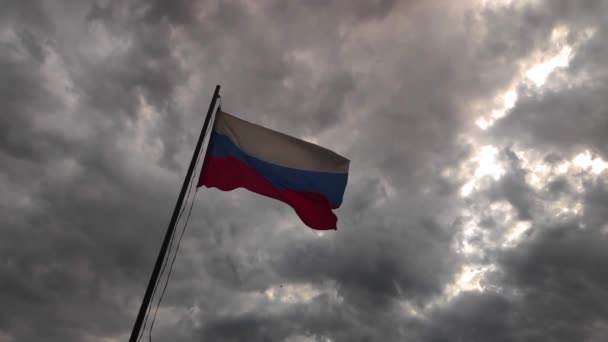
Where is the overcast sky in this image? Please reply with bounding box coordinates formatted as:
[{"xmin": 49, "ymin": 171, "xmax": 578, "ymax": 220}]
[{"xmin": 2, "ymin": 0, "xmax": 608, "ymax": 341}]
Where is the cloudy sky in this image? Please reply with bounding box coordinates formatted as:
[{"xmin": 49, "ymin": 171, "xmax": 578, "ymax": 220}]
[{"xmin": 3, "ymin": 0, "xmax": 608, "ymax": 341}]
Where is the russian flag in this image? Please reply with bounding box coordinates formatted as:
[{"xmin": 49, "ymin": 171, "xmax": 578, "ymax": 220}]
[{"xmin": 197, "ymin": 110, "xmax": 349, "ymax": 230}]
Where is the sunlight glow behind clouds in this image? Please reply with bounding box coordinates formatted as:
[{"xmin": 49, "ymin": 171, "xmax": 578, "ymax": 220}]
[
  {"xmin": 503, "ymin": 221, "xmax": 532, "ymax": 248},
  {"xmin": 475, "ymin": 26, "xmax": 577, "ymax": 131},
  {"xmin": 475, "ymin": 89, "xmax": 518, "ymax": 130},
  {"xmin": 460, "ymin": 145, "xmax": 505, "ymax": 197},
  {"xmin": 431, "ymin": 264, "xmax": 498, "ymax": 307},
  {"xmin": 573, "ymin": 151, "xmax": 608, "ymax": 175},
  {"xmin": 525, "ymin": 45, "xmax": 572, "ymax": 87},
  {"xmin": 448, "ymin": 145, "xmax": 608, "ymax": 305},
  {"xmin": 451, "ymin": 24, "xmax": 607, "ymax": 304},
  {"xmin": 475, "ymin": 146, "xmax": 504, "ymax": 180}
]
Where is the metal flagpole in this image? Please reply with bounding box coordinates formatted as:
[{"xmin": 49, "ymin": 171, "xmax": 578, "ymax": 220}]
[{"xmin": 129, "ymin": 85, "xmax": 221, "ymax": 342}]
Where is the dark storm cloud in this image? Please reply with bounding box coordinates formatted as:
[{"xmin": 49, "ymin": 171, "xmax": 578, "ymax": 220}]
[
  {"xmin": 421, "ymin": 187, "xmax": 608, "ymax": 341},
  {"xmin": 0, "ymin": 1, "xmax": 195, "ymax": 340},
  {"xmin": 1, "ymin": 0, "xmax": 52, "ymax": 32},
  {"xmin": 490, "ymin": 1, "xmax": 608, "ymax": 159},
  {"xmin": 271, "ymin": 217, "xmax": 457, "ymax": 308},
  {"xmin": 0, "ymin": 55, "xmax": 58, "ymax": 161},
  {"xmin": 196, "ymin": 295, "xmax": 382, "ymax": 342},
  {"xmin": 493, "ymin": 81, "xmax": 608, "ymax": 158},
  {"xmin": 3, "ymin": 0, "xmax": 608, "ymax": 341},
  {"xmin": 484, "ymin": 220, "xmax": 608, "ymax": 341},
  {"xmin": 422, "ymin": 291, "xmax": 517, "ymax": 342},
  {"xmin": 485, "ymin": 147, "xmax": 535, "ymax": 220}
]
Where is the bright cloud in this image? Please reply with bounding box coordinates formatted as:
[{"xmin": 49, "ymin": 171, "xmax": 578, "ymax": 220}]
[
  {"xmin": 474, "ymin": 26, "xmax": 581, "ymax": 131},
  {"xmin": 264, "ymin": 283, "xmax": 337, "ymax": 305},
  {"xmin": 459, "ymin": 144, "xmax": 505, "ymax": 197}
]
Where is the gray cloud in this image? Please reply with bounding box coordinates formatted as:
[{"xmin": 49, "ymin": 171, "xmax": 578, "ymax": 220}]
[
  {"xmin": 3, "ymin": 0, "xmax": 608, "ymax": 341},
  {"xmin": 485, "ymin": 147, "xmax": 535, "ymax": 220},
  {"xmin": 490, "ymin": 1, "xmax": 608, "ymax": 158}
]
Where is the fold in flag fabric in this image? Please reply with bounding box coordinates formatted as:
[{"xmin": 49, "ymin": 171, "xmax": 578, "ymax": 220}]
[{"xmin": 197, "ymin": 110, "xmax": 350, "ymax": 230}]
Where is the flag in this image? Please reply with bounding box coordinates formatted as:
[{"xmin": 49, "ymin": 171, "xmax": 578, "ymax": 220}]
[{"xmin": 197, "ymin": 110, "xmax": 349, "ymax": 230}]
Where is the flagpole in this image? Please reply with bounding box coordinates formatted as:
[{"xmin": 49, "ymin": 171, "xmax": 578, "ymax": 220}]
[{"xmin": 129, "ymin": 84, "xmax": 221, "ymax": 342}]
